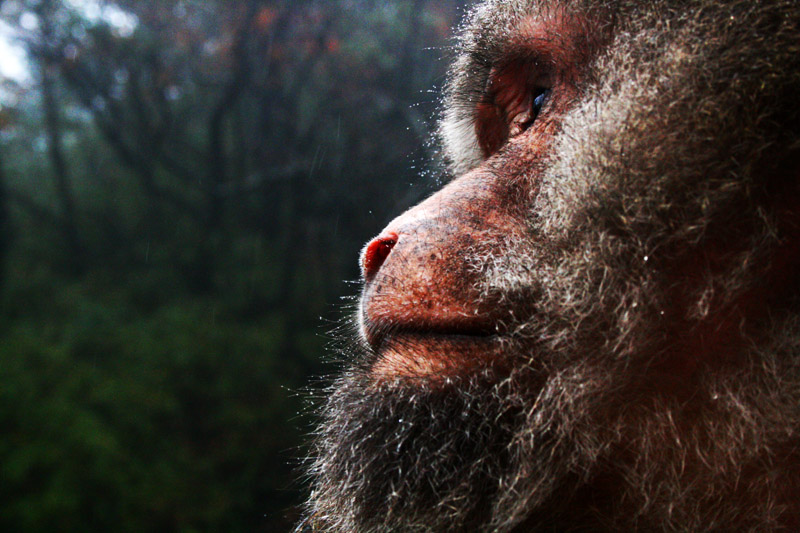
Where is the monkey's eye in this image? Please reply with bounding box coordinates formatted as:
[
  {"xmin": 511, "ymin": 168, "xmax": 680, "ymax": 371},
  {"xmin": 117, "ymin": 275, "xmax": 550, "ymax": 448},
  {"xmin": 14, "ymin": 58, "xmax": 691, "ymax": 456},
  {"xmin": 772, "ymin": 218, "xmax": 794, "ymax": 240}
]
[
  {"xmin": 475, "ymin": 60, "xmax": 554, "ymax": 158},
  {"xmin": 532, "ymin": 88, "xmax": 550, "ymax": 117},
  {"xmin": 476, "ymin": 63, "xmax": 553, "ymax": 158},
  {"xmin": 506, "ymin": 87, "xmax": 550, "ymax": 138},
  {"xmin": 523, "ymin": 88, "xmax": 551, "ymax": 131}
]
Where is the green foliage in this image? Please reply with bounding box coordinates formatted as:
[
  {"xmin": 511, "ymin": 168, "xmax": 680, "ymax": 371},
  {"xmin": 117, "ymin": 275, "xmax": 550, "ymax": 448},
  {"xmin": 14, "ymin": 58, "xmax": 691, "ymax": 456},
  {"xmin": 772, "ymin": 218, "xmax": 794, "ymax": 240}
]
[
  {"xmin": 0, "ymin": 280, "xmax": 304, "ymax": 531},
  {"xmin": 0, "ymin": 0, "xmax": 467, "ymax": 530}
]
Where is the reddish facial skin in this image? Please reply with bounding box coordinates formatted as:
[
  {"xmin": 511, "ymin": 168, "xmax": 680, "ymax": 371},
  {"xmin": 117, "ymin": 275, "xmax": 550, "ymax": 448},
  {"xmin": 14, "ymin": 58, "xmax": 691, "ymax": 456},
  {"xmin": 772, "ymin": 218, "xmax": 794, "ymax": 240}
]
[
  {"xmin": 358, "ymin": 14, "xmax": 602, "ymax": 379},
  {"xmin": 360, "ymin": 170, "xmax": 519, "ymax": 377},
  {"xmin": 475, "ymin": 14, "xmax": 594, "ymax": 158}
]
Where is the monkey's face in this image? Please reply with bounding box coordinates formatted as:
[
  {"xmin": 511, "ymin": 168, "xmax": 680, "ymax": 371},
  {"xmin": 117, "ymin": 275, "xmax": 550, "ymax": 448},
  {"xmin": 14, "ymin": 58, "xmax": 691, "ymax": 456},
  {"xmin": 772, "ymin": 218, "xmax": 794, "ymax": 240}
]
[{"xmin": 303, "ymin": 1, "xmax": 800, "ymax": 531}]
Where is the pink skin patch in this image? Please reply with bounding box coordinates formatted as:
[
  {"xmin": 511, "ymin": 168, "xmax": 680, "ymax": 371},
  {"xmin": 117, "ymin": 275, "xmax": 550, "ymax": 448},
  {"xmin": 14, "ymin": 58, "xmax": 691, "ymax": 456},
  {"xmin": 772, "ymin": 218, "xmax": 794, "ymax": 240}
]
[{"xmin": 361, "ymin": 232, "xmax": 398, "ymax": 281}]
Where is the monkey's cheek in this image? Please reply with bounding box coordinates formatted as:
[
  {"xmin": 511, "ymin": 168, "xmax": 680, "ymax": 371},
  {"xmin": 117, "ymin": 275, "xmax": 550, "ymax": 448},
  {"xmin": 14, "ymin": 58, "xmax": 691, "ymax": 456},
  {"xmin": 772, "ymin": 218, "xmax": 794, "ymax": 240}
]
[{"xmin": 369, "ymin": 334, "xmax": 505, "ymax": 380}]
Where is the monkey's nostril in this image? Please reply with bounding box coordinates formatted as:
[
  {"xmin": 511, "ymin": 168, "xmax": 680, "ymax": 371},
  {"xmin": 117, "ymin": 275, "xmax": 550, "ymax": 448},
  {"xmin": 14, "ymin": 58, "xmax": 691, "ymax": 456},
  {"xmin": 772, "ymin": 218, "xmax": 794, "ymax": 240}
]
[{"xmin": 362, "ymin": 232, "xmax": 398, "ymax": 280}]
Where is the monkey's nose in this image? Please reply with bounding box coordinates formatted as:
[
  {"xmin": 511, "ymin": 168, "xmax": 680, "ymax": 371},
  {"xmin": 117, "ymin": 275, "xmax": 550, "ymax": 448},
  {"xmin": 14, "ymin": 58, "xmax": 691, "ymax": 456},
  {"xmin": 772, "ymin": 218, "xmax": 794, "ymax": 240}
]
[{"xmin": 361, "ymin": 232, "xmax": 398, "ymax": 280}]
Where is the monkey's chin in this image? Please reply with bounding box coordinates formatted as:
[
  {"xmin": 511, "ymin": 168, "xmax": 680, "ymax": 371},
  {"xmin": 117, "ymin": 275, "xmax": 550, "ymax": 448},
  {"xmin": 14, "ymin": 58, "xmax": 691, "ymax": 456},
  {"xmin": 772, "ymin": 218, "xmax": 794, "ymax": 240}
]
[{"xmin": 369, "ymin": 334, "xmax": 505, "ymax": 380}]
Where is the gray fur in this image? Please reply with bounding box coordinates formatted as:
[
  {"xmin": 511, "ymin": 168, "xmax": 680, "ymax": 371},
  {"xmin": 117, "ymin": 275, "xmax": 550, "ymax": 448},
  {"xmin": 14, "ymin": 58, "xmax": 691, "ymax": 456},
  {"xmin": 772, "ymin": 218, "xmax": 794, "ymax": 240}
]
[{"xmin": 302, "ymin": 1, "xmax": 800, "ymax": 531}]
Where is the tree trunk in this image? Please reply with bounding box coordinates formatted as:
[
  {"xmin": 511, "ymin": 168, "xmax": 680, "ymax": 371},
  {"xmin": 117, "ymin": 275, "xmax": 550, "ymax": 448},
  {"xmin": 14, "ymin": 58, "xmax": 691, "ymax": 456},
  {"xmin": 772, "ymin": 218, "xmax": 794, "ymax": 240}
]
[{"xmin": 37, "ymin": 0, "xmax": 85, "ymax": 272}]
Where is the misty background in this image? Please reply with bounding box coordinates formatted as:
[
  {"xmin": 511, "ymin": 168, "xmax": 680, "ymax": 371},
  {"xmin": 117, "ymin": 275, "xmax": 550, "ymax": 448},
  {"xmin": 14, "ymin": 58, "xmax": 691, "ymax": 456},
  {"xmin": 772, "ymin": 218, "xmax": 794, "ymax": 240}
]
[{"xmin": 0, "ymin": 0, "xmax": 468, "ymax": 530}]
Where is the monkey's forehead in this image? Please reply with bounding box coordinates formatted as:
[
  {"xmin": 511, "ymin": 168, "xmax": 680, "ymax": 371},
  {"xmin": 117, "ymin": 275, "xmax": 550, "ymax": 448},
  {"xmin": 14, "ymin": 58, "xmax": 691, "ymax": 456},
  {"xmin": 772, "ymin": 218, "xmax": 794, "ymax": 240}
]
[
  {"xmin": 459, "ymin": 0, "xmax": 582, "ymax": 63},
  {"xmin": 458, "ymin": 0, "xmax": 799, "ymax": 60}
]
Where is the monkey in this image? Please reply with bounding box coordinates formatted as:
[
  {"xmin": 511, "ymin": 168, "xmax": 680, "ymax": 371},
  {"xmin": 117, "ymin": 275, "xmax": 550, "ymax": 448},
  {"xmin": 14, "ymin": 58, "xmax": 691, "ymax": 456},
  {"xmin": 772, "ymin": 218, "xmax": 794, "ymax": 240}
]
[{"xmin": 299, "ymin": 0, "xmax": 800, "ymax": 531}]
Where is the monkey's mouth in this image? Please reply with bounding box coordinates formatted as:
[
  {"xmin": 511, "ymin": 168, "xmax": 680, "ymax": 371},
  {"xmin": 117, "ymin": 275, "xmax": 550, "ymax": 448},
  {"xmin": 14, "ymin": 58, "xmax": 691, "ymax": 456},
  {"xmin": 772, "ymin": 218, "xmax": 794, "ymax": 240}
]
[{"xmin": 362, "ymin": 320, "xmax": 504, "ymax": 378}]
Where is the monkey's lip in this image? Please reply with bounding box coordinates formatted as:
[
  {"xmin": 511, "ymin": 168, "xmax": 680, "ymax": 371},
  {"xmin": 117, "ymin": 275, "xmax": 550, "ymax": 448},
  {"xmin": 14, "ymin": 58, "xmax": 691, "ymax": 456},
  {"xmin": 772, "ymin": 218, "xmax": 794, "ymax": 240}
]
[
  {"xmin": 363, "ymin": 318, "xmax": 498, "ymax": 353},
  {"xmin": 363, "ymin": 322, "xmax": 504, "ymax": 378}
]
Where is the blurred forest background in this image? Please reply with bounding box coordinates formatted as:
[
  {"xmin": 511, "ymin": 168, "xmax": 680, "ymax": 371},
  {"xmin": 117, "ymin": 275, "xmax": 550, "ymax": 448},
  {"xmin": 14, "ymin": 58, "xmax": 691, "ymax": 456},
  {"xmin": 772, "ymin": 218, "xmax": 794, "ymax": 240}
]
[{"xmin": 0, "ymin": 0, "xmax": 468, "ymax": 530}]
